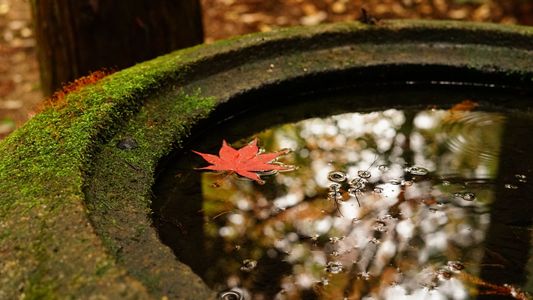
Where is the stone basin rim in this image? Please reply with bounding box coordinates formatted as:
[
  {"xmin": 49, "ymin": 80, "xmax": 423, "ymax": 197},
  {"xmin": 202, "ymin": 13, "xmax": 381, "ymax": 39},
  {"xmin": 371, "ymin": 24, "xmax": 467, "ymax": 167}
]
[{"xmin": 0, "ymin": 20, "xmax": 532, "ymax": 299}]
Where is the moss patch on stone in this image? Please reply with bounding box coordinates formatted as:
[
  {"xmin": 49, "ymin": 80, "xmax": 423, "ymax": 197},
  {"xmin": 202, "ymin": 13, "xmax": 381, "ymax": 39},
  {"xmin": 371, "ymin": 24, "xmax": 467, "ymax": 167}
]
[
  {"xmin": 0, "ymin": 44, "xmax": 217, "ymax": 299},
  {"xmin": 85, "ymin": 89, "xmax": 216, "ymax": 299}
]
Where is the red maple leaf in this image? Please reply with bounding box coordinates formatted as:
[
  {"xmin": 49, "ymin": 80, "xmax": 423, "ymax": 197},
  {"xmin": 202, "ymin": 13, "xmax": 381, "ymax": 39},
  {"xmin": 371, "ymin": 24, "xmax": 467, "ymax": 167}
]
[{"xmin": 193, "ymin": 138, "xmax": 291, "ymax": 183}]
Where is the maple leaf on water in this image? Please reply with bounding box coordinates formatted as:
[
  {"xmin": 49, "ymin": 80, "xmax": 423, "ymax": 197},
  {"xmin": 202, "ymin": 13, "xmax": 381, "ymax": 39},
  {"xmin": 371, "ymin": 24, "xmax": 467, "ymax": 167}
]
[{"xmin": 193, "ymin": 138, "xmax": 292, "ymax": 184}]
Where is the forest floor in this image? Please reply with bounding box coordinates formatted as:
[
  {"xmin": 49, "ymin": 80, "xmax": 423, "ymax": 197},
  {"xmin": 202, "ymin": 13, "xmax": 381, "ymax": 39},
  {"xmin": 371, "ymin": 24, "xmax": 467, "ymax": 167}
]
[{"xmin": 0, "ymin": 0, "xmax": 532, "ymax": 139}]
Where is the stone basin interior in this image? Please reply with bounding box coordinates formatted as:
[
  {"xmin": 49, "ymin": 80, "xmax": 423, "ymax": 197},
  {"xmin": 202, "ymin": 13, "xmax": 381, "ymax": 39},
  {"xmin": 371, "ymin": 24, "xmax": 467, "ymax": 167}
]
[{"xmin": 152, "ymin": 74, "xmax": 533, "ymax": 300}]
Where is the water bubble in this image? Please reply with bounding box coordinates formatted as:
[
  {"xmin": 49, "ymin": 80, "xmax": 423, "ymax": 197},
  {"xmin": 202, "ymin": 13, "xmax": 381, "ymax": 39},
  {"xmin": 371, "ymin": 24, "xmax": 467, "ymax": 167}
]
[
  {"xmin": 515, "ymin": 174, "xmax": 527, "ymax": 183},
  {"xmin": 438, "ymin": 270, "xmax": 453, "ymax": 280},
  {"xmin": 218, "ymin": 290, "xmax": 244, "ymax": 300},
  {"xmin": 319, "ymin": 277, "xmax": 329, "ymax": 286},
  {"xmin": 347, "ymin": 187, "xmax": 362, "ymax": 198},
  {"xmin": 357, "ymin": 170, "xmax": 371, "ymax": 179},
  {"xmin": 325, "ymin": 261, "xmax": 343, "ymax": 274},
  {"xmin": 378, "ymin": 165, "xmax": 389, "ymax": 172},
  {"xmin": 369, "ymin": 237, "xmax": 380, "ymax": 244},
  {"xmin": 329, "ymin": 183, "xmax": 341, "ymax": 191},
  {"xmin": 373, "ymin": 220, "xmax": 387, "ymax": 232},
  {"xmin": 240, "ymin": 259, "xmax": 257, "ymax": 272},
  {"xmin": 505, "ymin": 184, "xmax": 518, "ymax": 190},
  {"xmin": 379, "ymin": 214, "xmax": 395, "ymax": 221},
  {"xmin": 442, "ymin": 180, "xmax": 451, "ymax": 186},
  {"xmin": 422, "ymin": 280, "xmax": 439, "ymax": 291},
  {"xmin": 358, "ymin": 272, "xmax": 371, "ymax": 280},
  {"xmin": 447, "ymin": 261, "xmax": 465, "ymax": 272},
  {"xmin": 454, "ymin": 192, "xmax": 476, "ymax": 201},
  {"xmin": 350, "ymin": 178, "xmax": 367, "ymax": 190},
  {"xmin": 328, "ymin": 171, "xmax": 347, "ymax": 183},
  {"xmin": 462, "ymin": 192, "xmax": 476, "ymax": 201},
  {"xmin": 328, "ymin": 191, "xmax": 343, "ymax": 201},
  {"xmin": 329, "ymin": 236, "xmax": 343, "ymax": 244},
  {"xmin": 389, "ymin": 179, "xmax": 401, "ymax": 185},
  {"xmin": 373, "ymin": 187, "xmax": 383, "ymax": 194},
  {"xmin": 405, "ymin": 166, "xmax": 429, "ymax": 176},
  {"xmin": 211, "ymin": 182, "xmax": 221, "ymax": 188}
]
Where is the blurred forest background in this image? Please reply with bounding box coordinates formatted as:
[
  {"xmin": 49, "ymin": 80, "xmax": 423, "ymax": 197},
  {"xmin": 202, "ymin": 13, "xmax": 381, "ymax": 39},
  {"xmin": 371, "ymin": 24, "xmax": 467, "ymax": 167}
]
[{"xmin": 0, "ymin": 0, "xmax": 532, "ymax": 138}]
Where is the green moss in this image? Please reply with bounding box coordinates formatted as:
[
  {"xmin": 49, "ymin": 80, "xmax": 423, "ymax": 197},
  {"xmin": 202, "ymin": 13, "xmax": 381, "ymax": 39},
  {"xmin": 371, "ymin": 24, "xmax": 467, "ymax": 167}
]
[
  {"xmin": 85, "ymin": 88, "xmax": 216, "ymax": 298},
  {"xmin": 0, "ymin": 35, "xmax": 214, "ymax": 298},
  {"xmin": 95, "ymin": 262, "xmax": 113, "ymax": 277}
]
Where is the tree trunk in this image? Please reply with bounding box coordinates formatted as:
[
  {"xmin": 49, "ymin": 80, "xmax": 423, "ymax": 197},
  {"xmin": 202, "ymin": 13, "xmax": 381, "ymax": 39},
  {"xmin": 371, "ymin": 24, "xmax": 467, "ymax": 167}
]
[{"xmin": 30, "ymin": 0, "xmax": 204, "ymax": 96}]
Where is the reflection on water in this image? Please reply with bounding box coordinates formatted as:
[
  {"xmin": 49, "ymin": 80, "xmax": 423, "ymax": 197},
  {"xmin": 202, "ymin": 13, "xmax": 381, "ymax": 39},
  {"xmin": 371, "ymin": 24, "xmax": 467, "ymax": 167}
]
[{"xmin": 154, "ymin": 107, "xmax": 533, "ymax": 300}]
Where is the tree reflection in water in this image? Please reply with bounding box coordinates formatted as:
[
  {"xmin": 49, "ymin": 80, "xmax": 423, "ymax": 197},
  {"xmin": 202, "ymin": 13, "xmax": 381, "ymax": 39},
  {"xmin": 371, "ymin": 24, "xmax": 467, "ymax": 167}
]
[{"xmin": 170, "ymin": 108, "xmax": 532, "ymax": 299}]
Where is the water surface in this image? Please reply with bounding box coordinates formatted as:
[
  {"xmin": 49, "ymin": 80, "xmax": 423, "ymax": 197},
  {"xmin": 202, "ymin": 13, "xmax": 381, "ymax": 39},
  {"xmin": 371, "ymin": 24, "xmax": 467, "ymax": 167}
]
[{"xmin": 153, "ymin": 92, "xmax": 533, "ymax": 300}]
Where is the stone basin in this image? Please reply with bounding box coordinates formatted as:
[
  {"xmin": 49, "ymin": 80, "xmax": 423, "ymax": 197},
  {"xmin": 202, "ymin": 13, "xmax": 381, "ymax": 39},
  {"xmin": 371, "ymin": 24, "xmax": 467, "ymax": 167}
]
[{"xmin": 0, "ymin": 20, "xmax": 532, "ymax": 299}]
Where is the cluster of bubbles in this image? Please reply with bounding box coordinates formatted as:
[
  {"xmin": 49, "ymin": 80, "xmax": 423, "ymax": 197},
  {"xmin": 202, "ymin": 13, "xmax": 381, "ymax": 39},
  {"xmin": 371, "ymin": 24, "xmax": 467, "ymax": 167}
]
[
  {"xmin": 216, "ymin": 162, "xmax": 525, "ymax": 299},
  {"xmin": 515, "ymin": 174, "xmax": 527, "ymax": 183},
  {"xmin": 422, "ymin": 261, "xmax": 466, "ymax": 290},
  {"xmin": 326, "ymin": 163, "xmax": 505, "ymax": 212},
  {"xmin": 327, "ymin": 167, "xmax": 375, "ymax": 207},
  {"xmin": 453, "ymin": 191, "xmax": 477, "ymax": 202},
  {"xmin": 505, "ymin": 174, "xmax": 528, "ymax": 190},
  {"xmin": 327, "ymin": 164, "xmax": 432, "ymax": 207},
  {"xmin": 322, "ymin": 164, "xmax": 480, "ymax": 285}
]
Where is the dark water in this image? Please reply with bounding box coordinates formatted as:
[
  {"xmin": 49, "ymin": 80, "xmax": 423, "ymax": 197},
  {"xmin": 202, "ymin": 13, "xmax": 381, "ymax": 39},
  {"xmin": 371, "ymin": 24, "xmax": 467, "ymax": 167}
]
[{"xmin": 153, "ymin": 90, "xmax": 533, "ymax": 300}]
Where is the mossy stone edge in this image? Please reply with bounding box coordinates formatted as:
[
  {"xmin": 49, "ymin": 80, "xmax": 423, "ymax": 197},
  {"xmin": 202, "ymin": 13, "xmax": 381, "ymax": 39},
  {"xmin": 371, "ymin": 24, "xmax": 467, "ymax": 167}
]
[{"xmin": 0, "ymin": 20, "xmax": 531, "ymax": 299}]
